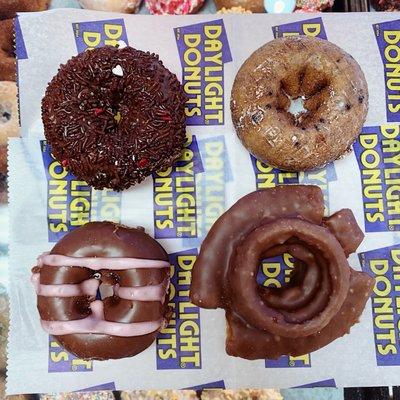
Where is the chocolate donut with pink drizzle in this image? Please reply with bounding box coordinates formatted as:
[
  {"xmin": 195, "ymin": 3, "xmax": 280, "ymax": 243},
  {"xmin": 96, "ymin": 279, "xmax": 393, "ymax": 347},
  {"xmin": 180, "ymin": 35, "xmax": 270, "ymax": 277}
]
[{"xmin": 31, "ymin": 221, "xmax": 171, "ymax": 360}]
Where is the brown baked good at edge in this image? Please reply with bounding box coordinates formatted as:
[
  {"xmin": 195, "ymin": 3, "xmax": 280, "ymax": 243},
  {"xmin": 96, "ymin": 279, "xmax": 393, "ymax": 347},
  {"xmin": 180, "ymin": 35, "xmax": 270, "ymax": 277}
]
[
  {"xmin": 214, "ymin": 0, "xmax": 264, "ymax": 12},
  {"xmin": 0, "ymin": 0, "xmax": 50, "ymax": 20},
  {"xmin": 0, "ymin": 19, "xmax": 15, "ymax": 81}
]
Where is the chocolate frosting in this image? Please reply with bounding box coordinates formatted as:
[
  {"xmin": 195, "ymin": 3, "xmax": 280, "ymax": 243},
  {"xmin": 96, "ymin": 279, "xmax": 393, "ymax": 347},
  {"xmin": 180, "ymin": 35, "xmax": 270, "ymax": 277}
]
[
  {"xmin": 323, "ymin": 208, "xmax": 364, "ymax": 257},
  {"xmin": 191, "ymin": 185, "xmax": 324, "ymax": 308},
  {"xmin": 226, "ymin": 269, "xmax": 374, "ymax": 359},
  {"xmin": 33, "ymin": 221, "xmax": 170, "ymax": 360},
  {"xmin": 230, "ymin": 218, "xmax": 350, "ymax": 337},
  {"xmin": 190, "ymin": 185, "xmax": 375, "ymax": 359},
  {"xmin": 42, "ymin": 46, "xmax": 187, "ymax": 191}
]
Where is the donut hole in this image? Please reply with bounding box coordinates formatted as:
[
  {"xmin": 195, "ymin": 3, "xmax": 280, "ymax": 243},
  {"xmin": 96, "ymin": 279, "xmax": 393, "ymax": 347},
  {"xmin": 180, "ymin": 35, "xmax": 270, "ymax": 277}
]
[
  {"xmin": 98, "ymin": 282, "xmax": 114, "ymax": 300},
  {"xmin": 256, "ymin": 252, "xmax": 296, "ymax": 290},
  {"xmin": 287, "ymin": 96, "xmax": 306, "ymax": 118},
  {"xmin": 94, "ymin": 270, "xmax": 120, "ymax": 300},
  {"xmin": 278, "ymin": 65, "xmax": 331, "ymax": 128},
  {"xmin": 255, "ymin": 241, "xmax": 325, "ymax": 315}
]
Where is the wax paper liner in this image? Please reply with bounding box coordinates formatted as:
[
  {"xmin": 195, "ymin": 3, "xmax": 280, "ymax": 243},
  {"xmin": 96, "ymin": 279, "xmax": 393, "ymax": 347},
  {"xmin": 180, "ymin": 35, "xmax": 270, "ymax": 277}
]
[{"xmin": 6, "ymin": 9, "xmax": 400, "ymax": 394}]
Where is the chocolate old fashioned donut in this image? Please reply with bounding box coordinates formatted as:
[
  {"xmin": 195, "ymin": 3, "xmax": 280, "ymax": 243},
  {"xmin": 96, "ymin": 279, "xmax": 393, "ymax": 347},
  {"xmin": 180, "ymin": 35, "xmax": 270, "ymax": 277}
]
[
  {"xmin": 190, "ymin": 185, "xmax": 375, "ymax": 359},
  {"xmin": 231, "ymin": 36, "xmax": 368, "ymax": 171},
  {"xmin": 42, "ymin": 46, "xmax": 187, "ymax": 191},
  {"xmin": 31, "ymin": 222, "xmax": 171, "ymax": 360}
]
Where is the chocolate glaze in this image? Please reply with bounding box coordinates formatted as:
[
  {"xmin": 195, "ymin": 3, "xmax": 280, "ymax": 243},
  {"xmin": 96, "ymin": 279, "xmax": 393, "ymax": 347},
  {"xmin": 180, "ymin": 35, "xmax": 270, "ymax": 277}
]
[
  {"xmin": 57, "ymin": 333, "xmax": 157, "ymax": 361},
  {"xmin": 34, "ymin": 221, "xmax": 170, "ymax": 360},
  {"xmin": 191, "ymin": 185, "xmax": 324, "ymax": 308},
  {"xmin": 226, "ymin": 269, "xmax": 374, "ymax": 359},
  {"xmin": 37, "ymin": 295, "xmax": 92, "ymax": 321},
  {"xmin": 230, "ymin": 218, "xmax": 349, "ymax": 337},
  {"xmin": 190, "ymin": 185, "xmax": 375, "ymax": 359},
  {"xmin": 323, "ymin": 209, "xmax": 364, "ymax": 257},
  {"xmin": 278, "ymin": 250, "xmax": 331, "ymax": 324},
  {"xmin": 259, "ymin": 244, "xmax": 321, "ymax": 311},
  {"xmin": 117, "ymin": 268, "xmax": 165, "ymax": 287},
  {"xmin": 39, "ymin": 266, "xmax": 92, "ymax": 285},
  {"xmin": 42, "ymin": 46, "xmax": 187, "ymax": 191}
]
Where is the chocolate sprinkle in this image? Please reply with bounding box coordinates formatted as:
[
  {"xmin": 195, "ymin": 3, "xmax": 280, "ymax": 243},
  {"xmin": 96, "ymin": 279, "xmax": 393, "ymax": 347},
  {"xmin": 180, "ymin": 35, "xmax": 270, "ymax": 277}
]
[{"xmin": 42, "ymin": 46, "xmax": 187, "ymax": 191}]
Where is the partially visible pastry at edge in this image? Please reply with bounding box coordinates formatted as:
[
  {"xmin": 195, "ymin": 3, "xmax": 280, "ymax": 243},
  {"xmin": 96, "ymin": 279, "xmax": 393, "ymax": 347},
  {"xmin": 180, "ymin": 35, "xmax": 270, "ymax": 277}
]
[
  {"xmin": 201, "ymin": 389, "xmax": 283, "ymax": 400},
  {"xmin": 0, "ymin": 19, "xmax": 15, "ymax": 81},
  {"xmin": 78, "ymin": 0, "xmax": 142, "ymax": 13},
  {"xmin": 295, "ymin": 0, "xmax": 334, "ymax": 11},
  {"xmin": 0, "ymin": 81, "xmax": 19, "ymax": 149},
  {"xmin": 215, "ymin": 0, "xmax": 264, "ymax": 12},
  {"xmin": 121, "ymin": 390, "xmax": 198, "ymax": 400},
  {"xmin": 145, "ymin": 0, "xmax": 205, "ymax": 14},
  {"xmin": 371, "ymin": 0, "xmax": 400, "ymax": 10},
  {"xmin": 0, "ymin": 0, "xmax": 49, "ymax": 19},
  {"xmin": 39, "ymin": 393, "xmax": 114, "ymax": 400},
  {"xmin": 0, "ymin": 284, "xmax": 8, "ymax": 372},
  {"xmin": 0, "ymin": 172, "xmax": 7, "ymax": 203},
  {"xmin": 231, "ymin": 36, "xmax": 368, "ymax": 171},
  {"xmin": 217, "ymin": 5, "xmax": 252, "ymax": 12},
  {"xmin": 0, "ymin": 80, "xmax": 18, "ymax": 202}
]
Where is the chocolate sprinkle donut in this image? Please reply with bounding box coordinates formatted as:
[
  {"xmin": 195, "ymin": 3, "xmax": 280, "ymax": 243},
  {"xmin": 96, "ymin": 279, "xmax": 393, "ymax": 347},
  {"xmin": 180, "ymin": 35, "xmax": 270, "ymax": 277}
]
[{"xmin": 42, "ymin": 46, "xmax": 187, "ymax": 191}]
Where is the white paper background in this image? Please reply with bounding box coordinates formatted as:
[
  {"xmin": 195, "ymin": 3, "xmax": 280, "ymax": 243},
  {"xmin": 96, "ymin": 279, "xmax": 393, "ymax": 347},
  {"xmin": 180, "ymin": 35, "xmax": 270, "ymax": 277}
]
[{"xmin": 7, "ymin": 9, "xmax": 400, "ymax": 395}]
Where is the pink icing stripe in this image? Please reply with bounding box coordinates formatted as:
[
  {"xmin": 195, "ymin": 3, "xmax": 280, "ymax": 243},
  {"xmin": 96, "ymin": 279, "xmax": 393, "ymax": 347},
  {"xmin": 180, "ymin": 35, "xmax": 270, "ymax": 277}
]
[
  {"xmin": 115, "ymin": 279, "xmax": 169, "ymax": 302},
  {"xmin": 32, "ymin": 274, "xmax": 100, "ymax": 297},
  {"xmin": 40, "ymin": 300, "xmax": 163, "ymax": 337},
  {"xmin": 37, "ymin": 254, "xmax": 170, "ymax": 270},
  {"xmin": 32, "ymin": 273, "xmax": 168, "ymax": 302}
]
